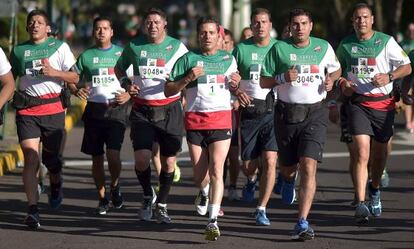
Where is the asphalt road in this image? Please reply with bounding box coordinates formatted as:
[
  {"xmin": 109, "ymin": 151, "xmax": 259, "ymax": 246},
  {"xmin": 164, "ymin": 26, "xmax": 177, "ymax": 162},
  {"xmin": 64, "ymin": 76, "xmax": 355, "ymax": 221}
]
[{"xmin": 0, "ymin": 116, "xmax": 413, "ymax": 249}]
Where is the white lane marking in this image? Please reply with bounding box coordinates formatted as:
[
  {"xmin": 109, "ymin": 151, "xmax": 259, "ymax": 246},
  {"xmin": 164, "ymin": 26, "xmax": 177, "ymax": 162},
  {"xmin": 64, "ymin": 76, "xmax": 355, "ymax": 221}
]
[{"xmin": 64, "ymin": 150, "xmax": 414, "ymax": 166}]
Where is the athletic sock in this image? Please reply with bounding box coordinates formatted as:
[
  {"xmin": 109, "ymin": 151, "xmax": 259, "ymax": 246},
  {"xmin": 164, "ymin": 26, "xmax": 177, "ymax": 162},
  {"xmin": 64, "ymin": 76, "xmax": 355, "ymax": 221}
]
[
  {"xmin": 135, "ymin": 166, "xmax": 153, "ymax": 196},
  {"xmin": 201, "ymin": 183, "xmax": 210, "ymax": 197},
  {"xmin": 208, "ymin": 204, "xmax": 220, "ymax": 221},
  {"xmin": 157, "ymin": 170, "xmax": 174, "ymax": 204}
]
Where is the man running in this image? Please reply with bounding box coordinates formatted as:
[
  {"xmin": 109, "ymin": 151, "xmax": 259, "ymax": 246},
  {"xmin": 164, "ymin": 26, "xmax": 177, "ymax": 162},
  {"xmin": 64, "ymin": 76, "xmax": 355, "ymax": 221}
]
[
  {"xmin": 165, "ymin": 16, "xmax": 240, "ymax": 241},
  {"xmin": 336, "ymin": 3, "xmax": 411, "ymax": 224},
  {"xmin": 10, "ymin": 9, "xmax": 78, "ymax": 229},
  {"xmin": 72, "ymin": 16, "xmax": 130, "ymax": 215},
  {"xmin": 0, "ymin": 47, "xmax": 15, "ymax": 124},
  {"xmin": 233, "ymin": 7, "xmax": 278, "ymax": 226},
  {"xmin": 260, "ymin": 8, "xmax": 341, "ymax": 240},
  {"xmin": 115, "ymin": 8, "xmax": 188, "ymax": 224}
]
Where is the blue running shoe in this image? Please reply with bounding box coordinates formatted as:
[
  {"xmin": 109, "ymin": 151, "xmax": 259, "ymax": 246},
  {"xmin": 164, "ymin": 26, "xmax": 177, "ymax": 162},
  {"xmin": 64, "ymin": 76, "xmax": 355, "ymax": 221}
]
[
  {"xmin": 242, "ymin": 179, "xmax": 256, "ymax": 202},
  {"xmin": 281, "ymin": 178, "xmax": 296, "ymax": 205},
  {"xmin": 273, "ymin": 173, "xmax": 283, "ymax": 195},
  {"xmin": 354, "ymin": 202, "xmax": 370, "ymax": 224},
  {"xmin": 368, "ymin": 187, "xmax": 382, "ymax": 217},
  {"xmin": 291, "ymin": 218, "xmax": 314, "ymax": 241},
  {"xmin": 255, "ymin": 209, "xmax": 270, "ymax": 226}
]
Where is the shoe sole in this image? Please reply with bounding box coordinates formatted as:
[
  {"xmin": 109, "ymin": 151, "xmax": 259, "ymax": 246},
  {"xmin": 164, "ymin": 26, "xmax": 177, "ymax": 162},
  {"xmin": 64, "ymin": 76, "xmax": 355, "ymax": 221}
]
[
  {"xmin": 256, "ymin": 221, "xmax": 270, "ymax": 226},
  {"xmin": 291, "ymin": 233, "xmax": 315, "ymax": 241},
  {"xmin": 205, "ymin": 230, "xmax": 220, "ymax": 241},
  {"xmin": 282, "ymin": 189, "xmax": 296, "ymax": 205},
  {"xmin": 355, "ymin": 216, "xmax": 369, "ymax": 225},
  {"xmin": 196, "ymin": 208, "xmax": 208, "ymax": 216}
]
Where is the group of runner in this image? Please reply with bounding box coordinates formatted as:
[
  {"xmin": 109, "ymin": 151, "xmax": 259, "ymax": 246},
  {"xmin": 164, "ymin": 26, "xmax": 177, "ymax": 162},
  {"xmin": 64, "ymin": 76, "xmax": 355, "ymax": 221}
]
[{"xmin": 1, "ymin": 2, "xmax": 413, "ymax": 242}]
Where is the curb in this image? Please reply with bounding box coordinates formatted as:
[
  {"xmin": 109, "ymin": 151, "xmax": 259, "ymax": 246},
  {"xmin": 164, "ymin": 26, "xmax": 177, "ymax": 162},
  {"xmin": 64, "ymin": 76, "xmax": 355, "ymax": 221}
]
[{"xmin": 0, "ymin": 102, "xmax": 86, "ymax": 176}]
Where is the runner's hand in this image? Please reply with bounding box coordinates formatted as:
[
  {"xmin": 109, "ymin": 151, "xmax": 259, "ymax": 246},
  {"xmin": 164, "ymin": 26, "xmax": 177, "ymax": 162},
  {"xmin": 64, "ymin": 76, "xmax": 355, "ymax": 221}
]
[
  {"xmin": 339, "ymin": 78, "xmax": 355, "ymax": 97},
  {"xmin": 237, "ymin": 90, "xmax": 253, "ymax": 107},
  {"xmin": 75, "ymin": 87, "xmax": 90, "ymax": 100},
  {"xmin": 229, "ymin": 72, "xmax": 241, "ymax": 89},
  {"xmin": 115, "ymin": 90, "xmax": 130, "ymax": 105},
  {"xmin": 285, "ymin": 65, "xmax": 298, "ymax": 82},
  {"xmin": 41, "ymin": 59, "xmax": 58, "ymax": 78},
  {"xmin": 372, "ymin": 73, "xmax": 390, "ymax": 87},
  {"xmin": 324, "ymin": 71, "xmax": 334, "ymax": 92},
  {"xmin": 185, "ymin": 66, "xmax": 204, "ymax": 83},
  {"xmin": 127, "ymin": 84, "xmax": 140, "ymax": 96}
]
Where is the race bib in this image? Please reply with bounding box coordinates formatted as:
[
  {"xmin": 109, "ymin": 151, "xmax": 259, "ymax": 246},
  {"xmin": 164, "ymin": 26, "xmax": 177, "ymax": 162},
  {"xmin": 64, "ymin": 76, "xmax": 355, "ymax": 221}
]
[
  {"xmin": 351, "ymin": 57, "xmax": 377, "ymax": 80},
  {"xmin": 138, "ymin": 58, "xmax": 166, "ymax": 79},
  {"xmin": 197, "ymin": 75, "xmax": 227, "ymax": 97},
  {"xmin": 91, "ymin": 75, "xmax": 117, "ymax": 87},
  {"xmin": 25, "ymin": 58, "xmax": 47, "ymax": 78},
  {"xmin": 249, "ymin": 64, "xmax": 261, "ymax": 84},
  {"xmin": 292, "ymin": 64, "xmax": 320, "ymax": 87}
]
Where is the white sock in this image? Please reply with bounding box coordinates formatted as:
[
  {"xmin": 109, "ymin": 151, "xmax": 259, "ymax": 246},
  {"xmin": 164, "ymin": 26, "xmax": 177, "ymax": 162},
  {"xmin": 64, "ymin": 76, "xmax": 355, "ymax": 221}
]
[
  {"xmin": 157, "ymin": 203, "xmax": 167, "ymax": 208},
  {"xmin": 208, "ymin": 204, "xmax": 220, "ymax": 220},
  {"xmin": 201, "ymin": 183, "xmax": 210, "ymax": 197},
  {"xmin": 256, "ymin": 206, "xmax": 266, "ymax": 212}
]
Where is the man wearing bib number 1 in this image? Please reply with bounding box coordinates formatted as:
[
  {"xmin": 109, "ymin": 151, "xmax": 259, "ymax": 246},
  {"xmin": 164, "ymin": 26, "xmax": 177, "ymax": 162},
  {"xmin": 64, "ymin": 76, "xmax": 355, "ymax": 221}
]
[
  {"xmin": 260, "ymin": 8, "xmax": 341, "ymax": 240},
  {"xmin": 336, "ymin": 3, "xmax": 411, "ymax": 225},
  {"xmin": 232, "ymin": 8, "xmax": 278, "ymax": 226},
  {"xmin": 115, "ymin": 8, "xmax": 188, "ymax": 224},
  {"xmin": 165, "ymin": 17, "xmax": 241, "ymax": 241},
  {"xmin": 71, "ymin": 17, "xmax": 130, "ymax": 215}
]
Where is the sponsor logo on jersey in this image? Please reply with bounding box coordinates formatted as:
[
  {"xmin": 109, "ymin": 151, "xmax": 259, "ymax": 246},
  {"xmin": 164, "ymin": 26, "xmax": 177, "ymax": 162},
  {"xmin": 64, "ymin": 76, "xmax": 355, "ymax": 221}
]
[
  {"xmin": 93, "ymin": 57, "xmax": 99, "ymax": 64},
  {"xmin": 290, "ymin": 54, "xmax": 297, "ymax": 61},
  {"xmin": 314, "ymin": 46, "xmax": 321, "ymax": 52},
  {"xmin": 351, "ymin": 46, "xmax": 358, "ymax": 53},
  {"xmin": 115, "ymin": 51, "xmax": 122, "ymax": 56},
  {"xmin": 375, "ymin": 39, "xmax": 382, "ymax": 45},
  {"xmin": 141, "ymin": 50, "xmax": 147, "ymax": 57},
  {"xmin": 48, "ymin": 42, "xmax": 55, "ymax": 47},
  {"xmin": 24, "ymin": 50, "xmax": 31, "ymax": 57},
  {"xmin": 223, "ymin": 55, "xmax": 230, "ymax": 60},
  {"xmin": 166, "ymin": 45, "xmax": 173, "ymax": 51},
  {"xmin": 252, "ymin": 53, "xmax": 258, "ymax": 60},
  {"xmin": 197, "ymin": 61, "xmax": 204, "ymax": 67}
]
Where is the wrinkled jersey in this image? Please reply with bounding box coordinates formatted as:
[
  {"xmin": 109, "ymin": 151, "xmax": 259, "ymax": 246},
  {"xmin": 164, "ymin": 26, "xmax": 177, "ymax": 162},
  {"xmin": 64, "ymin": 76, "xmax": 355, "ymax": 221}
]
[
  {"xmin": 116, "ymin": 35, "xmax": 188, "ymax": 106},
  {"xmin": 169, "ymin": 50, "xmax": 237, "ymax": 130},
  {"xmin": 262, "ymin": 37, "xmax": 340, "ymax": 104},
  {"xmin": 10, "ymin": 37, "xmax": 76, "ymax": 115}
]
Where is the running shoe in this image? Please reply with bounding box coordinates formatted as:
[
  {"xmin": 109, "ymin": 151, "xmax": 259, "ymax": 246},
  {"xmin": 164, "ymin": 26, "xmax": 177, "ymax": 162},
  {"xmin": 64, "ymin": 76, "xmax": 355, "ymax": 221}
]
[
  {"xmin": 97, "ymin": 198, "xmax": 110, "ymax": 215},
  {"xmin": 24, "ymin": 212, "xmax": 40, "ymax": 229},
  {"xmin": 380, "ymin": 169, "xmax": 389, "ymax": 188},
  {"xmin": 195, "ymin": 191, "xmax": 209, "ymax": 216},
  {"xmin": 49, "ymin": 180, "xmax": 63, "ymax": 209},
  {"xmin": 37, "ymin": 181, "xmax": 45, "ymax": 195},
  {"xmin": 242, "ymin": 179, "xmax": 256, "ymax": 202},
  {"xmin": 140, "ymin": 188, "xmax": 157, "ymax": 221},
  {"xmin": 291, "ymin": 218, "xmax": 315, "ymax": 241},
  {"xmin": 255, "ymin": 209, "xmax": 270, "ymax": 226},
  {"xmin": 110, "ymin": 184, "xmax": 123, "ymax": 209},
  {"xmin": 273, "ymin": 173, "xmax": 283, "ymax": 195},
  {"xmin": 227, "ymin": 186, "xmax": 240, "ymax": 201},
  {"xmin": 281, "ymin": 178, "xmax": 296, "ymax": 205},
  {"xmin": 173, "ymin": 163, "xmax": 181, "ymax": 183},
  {"xmin": 154, "ymin": 204, "xmax": 172, "ymax": 224},
  {"xmin": 204, "ymin": 219, "xmax": 220, "ymax": 241},
  {"xmin": 354, "ymin": 202, "xmax": 370, "ymax": 224},
  {"xmin": 368, "ymin": 188, "xmax": 382, "ymax": 217},
  {"xmin": 350, "ymin": 195, "xmax": 359, "ymax": 208}
]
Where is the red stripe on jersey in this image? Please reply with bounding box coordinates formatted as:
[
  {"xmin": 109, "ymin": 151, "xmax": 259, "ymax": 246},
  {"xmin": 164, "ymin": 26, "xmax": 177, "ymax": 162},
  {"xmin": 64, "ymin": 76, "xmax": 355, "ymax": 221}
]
[
  {"xmin": 18, "ymin": 92, "xmax": 65, "ymax": 116},
  {"xmin": 108, "ymin": 67, "xmax": 115, "ymax": 75},
  {"xmin": 133, "ymin": 96, "xmax": 180, "ymax": 107},
  {"xmin": 185, "ymin": 110, "xmax": 232, "ymax": 130},
  {"xmin": 367, "ymin": 58, "xmax": 376, "ymax": 66},
  {"xmin": 310, "ymin": 65, "xmax": 319, "ymax": 73},
  {"xmin": 156, "ymin": 59, "xmax": 166, "ymax": 67}
]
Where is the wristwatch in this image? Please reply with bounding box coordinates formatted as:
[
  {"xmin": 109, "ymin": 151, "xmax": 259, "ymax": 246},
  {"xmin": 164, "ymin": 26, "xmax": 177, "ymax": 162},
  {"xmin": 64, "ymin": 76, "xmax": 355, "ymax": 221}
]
[{"xmin": 388, "ymin": 73, "xmax": 394, "ymax": 82}]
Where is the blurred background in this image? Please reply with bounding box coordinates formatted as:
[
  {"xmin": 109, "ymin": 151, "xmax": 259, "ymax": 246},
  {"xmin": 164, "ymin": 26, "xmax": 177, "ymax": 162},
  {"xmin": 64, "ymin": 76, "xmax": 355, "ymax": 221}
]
[{"xmin": 1, "ymin": 0, "xmax": 413, "ymax": 54}]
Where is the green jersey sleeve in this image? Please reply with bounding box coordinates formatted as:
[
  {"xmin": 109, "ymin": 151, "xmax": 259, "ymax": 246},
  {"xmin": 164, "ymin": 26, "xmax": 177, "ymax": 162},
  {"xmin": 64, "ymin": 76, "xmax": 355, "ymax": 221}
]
[
  {"xmin": 116, "ymin": 43, "xmax": 134, "ymax": 72},
  {"xmin": 169, "ymin": 53, "xmax": 189, "ymax": 82},
  {"xmin": 261, "ymin": 44, "xmax": 278, "ymax": 77},
  {"xmin": 408, "ymin": 50, "xmax": 414, "ymax": 69},
  {"xmin": 335, "ymin": 42, "xmax": 348, "ymax": 77}
]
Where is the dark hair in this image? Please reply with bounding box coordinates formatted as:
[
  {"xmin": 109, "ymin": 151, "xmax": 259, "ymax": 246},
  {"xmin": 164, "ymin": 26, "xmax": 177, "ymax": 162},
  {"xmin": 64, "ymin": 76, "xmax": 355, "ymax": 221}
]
[
  {"xmin": 289, "ymin": 8, "xmax": 312, "ymax": 23},
  {"xmin": 144, "ymin": 8, "xmax": 167, "ymax": 21},
  {"xmin": 27, "ymin": 9, "xmax": 50, "ymax": 26},
  {"xmin": 48, "ymin": 22, "xmax": 59, "ymax": 37},
  {"xmin": 93, "ymin": 16, "xmax": 113, "ymax": 30},
  {"xmin": 224, "ymin": 28, "xmax": 234, "ymax": 40},
  {"xmin": 196, "ymin": 16, "xmax": 220, "ymax": 34},
  {"xmin": 250, "ymin": 8, "xmax": 272, "ymax": 22},
  {"xmin": 352, "ymin": 3, "xmax": 373, "ymax": 16}
]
